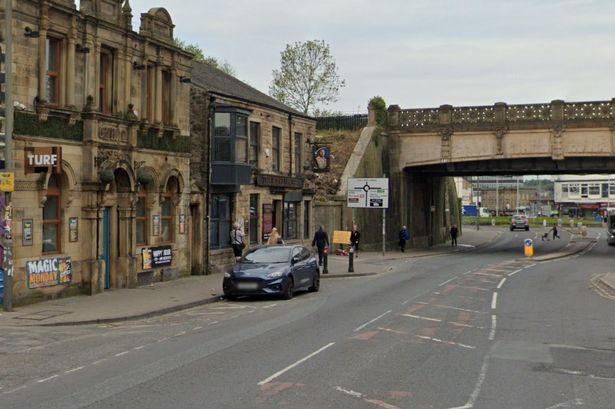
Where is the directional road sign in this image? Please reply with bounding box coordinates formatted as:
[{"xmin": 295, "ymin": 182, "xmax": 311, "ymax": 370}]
[{"xmin": 347, "ymin": 178, "xmax": 389, "ymax": 209}]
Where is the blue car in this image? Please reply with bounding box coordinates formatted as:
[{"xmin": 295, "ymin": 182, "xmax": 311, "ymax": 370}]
[{"xmin": 223, "ymin": 245, "xmax": 320, "ymax": 300}]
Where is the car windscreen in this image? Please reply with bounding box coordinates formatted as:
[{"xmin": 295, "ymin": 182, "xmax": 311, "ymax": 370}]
[{"xmin": 243, "ymin": 247, "xmax": 291, "ymax": 263}]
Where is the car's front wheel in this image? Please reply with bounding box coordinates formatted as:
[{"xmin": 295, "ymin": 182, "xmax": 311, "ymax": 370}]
[
  {"xmin": 525, "ymin": 226, "xmax": 529, "ymax": 231},
  {"xmin": 309, "ymin": 270, "xmax": 320, "ymax": 292},
  {"xmin": 281, "ymin": 277, "xmax": 294, "ymax": 300}
]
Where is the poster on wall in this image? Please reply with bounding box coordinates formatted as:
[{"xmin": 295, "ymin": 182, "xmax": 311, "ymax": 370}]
[
  {"xmin": 262, "ymin": 204, "xmax": 273, "ymax": 241},
  {"xmin": 23, "ymin": 219, "xmax": 33, "ymax": 246},
  {"xmin": 152, "ymin": 215, "xmax": 160, "ymax": 236},
  {"xmin": 69, "ymin": 217, "xmax": 78, "ymax": 242},
  {"xmin": 27, "ymin": 256, "xmax": 73, "ymax": 289},
  {"xmin": 142, "ymin": 245, "xmax": 173, "ymax": 269},
  {"xmin": 179, "ymin": 214, "xmax": 186, "ymax": 234}
]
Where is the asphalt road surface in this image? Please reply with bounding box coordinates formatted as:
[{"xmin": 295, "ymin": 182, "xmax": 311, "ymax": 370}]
[{"xmin": 2, "ymin": 227, "xmax": 614, "ymax": 409}]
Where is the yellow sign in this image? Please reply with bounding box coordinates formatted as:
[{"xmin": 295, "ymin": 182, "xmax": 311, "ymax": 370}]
[
  {"xmin": 332, "ymin": 230, "xmax": 351, "ymax": 244},
  {"xmin": 0, "ymin": 172, "xmax": 14, "ymax": 192}
]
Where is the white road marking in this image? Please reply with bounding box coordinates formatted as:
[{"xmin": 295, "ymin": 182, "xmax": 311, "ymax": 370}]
[
  {"xmin": 496, "ymin": 278, "xmax": 507, "ymax": 289},
  {"xmin": 544, "ymin": 399, "xmax": 584, "ymax": 409},
  {"xmin": 213, "ymin": 305, "xmax": 246, "ymax": 310},
  {"xmin": 192, "ymin": 326, "xmax": 203, "ymax": 330},
  {"xmin": 400, "ymin": 313, "xmax": 442, "ymax": 322},
  {"xmin": 209, "ymin": 321, "xmax": 219, "ymax": 325},
  {"xmin": 3, "ymin": 385, "xmax": 27, "ymax": 394},
  {"xmin": 174, "ymin": 331, "xmax": 186, "ymax": 337},
  {"xmin": 448, "ymin": 322, "xmax": 483, "ymax": 329},
  {"xmin": 114, "ymin": 351, "xmax": 129, "ymax": 357},
  {"xmin": 133, "ymin": 345, "xmax": 145, "ymax": 350},
  {"xmin": 488, "ymin": 315, "xmax": 497, "ymax": 341},
  {"xmin": 157, "ymin": 337, "xmax": 170, "ymax": 343},
  {"xmin": 378, "ymin": 327, "xmax": 409, "ymax": 335},
  {"xmin": 64, "ymin": 366, "xmax": 84, "ymax": 374},
  {"xmin": 257, "ymin": 342, "xmax": 336, "ymax": 385},
  {"xmin": 354, "ymin": 310, "xmax": 392, "ymax": 332},
  {"xmin": 262, "ymin": 304, "xmax": 278, "ymax": 309},
  {"xmin": 415, "ymin": 335, "xmax": 476, "ymax": 349},
  {"xmin": 432, "ymin": 304, "xmax": 485, "ymax": 314},
  {"xmin": 447, "ymin": 353, "xmax": 490, "ymax": 409},
  {"xmin": 439, "ymin": 276, "xmax": 458, "ymax": 287},
  {"xmin": 335, "ymin": 386, "xmax": 364, "ymax": 398},
  {"xmin": 491, "ymin": 293, "xmax": 498, "ymax": 310},
  {"xmin": 91, "ymin": 358, "xmax": 107, "ymax": 365},
  {"xmin": 507, "ymin": 268, "xmax": 523, "ymax": 277},
  {"xmin": 37, "ymin": 375, "xmax": 59, "ymax": 383}
]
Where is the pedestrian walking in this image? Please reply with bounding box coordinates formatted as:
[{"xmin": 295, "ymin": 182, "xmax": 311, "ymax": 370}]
[
  {"xmin": 267, "ymin": 227, "xmax": 284, "ymax": 245},
  {"xmin": 399, "ymin": 225, "xmax": 410, "ymax": 252},
  {"xmin": 350, "ymin": 224, "xmax": 360, "ymax": 257},
  {"xmin": 450, "ymin": 224, "xmax": 458, "ymax": 247},
  {"xmin": 230, "ymin": 222, "xmax": 245, "ymax": 262},
  {"xmin": 312, "ymin": 225, "xmax": 330, "ymax": 266},
  {"xmin": 551, "ymin": 224, "xmax": 561, "ymax": 240}
]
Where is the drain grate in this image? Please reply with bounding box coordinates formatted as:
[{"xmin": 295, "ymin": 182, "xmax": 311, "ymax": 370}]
[{"xmin": 13, "ymin": 310, "xmax": 72, "ymax": 321}]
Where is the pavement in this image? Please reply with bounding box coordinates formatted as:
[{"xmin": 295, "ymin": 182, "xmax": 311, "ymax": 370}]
[{"xmin": 0, "ymin": 226, "xmax": 590, "ymax": 327}]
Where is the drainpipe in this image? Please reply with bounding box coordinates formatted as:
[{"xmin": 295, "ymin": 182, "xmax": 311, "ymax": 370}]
[
  {"xmin": 288, "ymin": 114, "xmax": 293, "ymax": 177},
  {"xmin": 206, "ymin": 95, "xmax": 215, "ymax": 274}
]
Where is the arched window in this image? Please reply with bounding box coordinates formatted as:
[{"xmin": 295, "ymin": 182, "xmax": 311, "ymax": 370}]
[
  {"xmin": 161, "ymin": 177, "xmax": 179, "ymax": 243},
  {"xmin": 43, "ymin": 174, "xmax": 61, "ymax": 253},
  {"xmin": 136, "ymin": 185, "xmax": 148, "ymax": 245}
]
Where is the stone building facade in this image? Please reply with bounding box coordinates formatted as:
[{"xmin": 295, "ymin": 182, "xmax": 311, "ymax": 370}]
[
  {"xmin": 4, "ymin": 0, "xmax": 194, "ymax": 305},
  {"xmin": 190, "ymin": 63, "xmax": 316, "ymax": 272}
]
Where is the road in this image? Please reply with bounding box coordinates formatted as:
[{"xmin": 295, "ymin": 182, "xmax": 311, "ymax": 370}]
[{"xmin": 1, "ymin": 228, "xmax": 614, "ymax": 409}]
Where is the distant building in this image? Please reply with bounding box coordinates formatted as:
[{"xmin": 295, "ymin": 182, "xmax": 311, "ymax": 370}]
[{"xmin": 554, "ymin": 175, "xmax": 615, "ymax": 218}]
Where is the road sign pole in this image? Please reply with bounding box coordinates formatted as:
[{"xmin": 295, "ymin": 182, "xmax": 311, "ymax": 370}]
[
  {"xmin": 382, "ymin": 207, "xmax": 385, "ymax": 257},
  {"xmin": 3, "ymin": 0, "xmax": 14, "ymax": 312}
]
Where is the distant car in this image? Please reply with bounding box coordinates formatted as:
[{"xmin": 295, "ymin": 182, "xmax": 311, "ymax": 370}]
[
  {"xmin": 510, "ymin": 214, "xmax": 529, "ymax": 231},
  {"xmin": 223, "ymin": 245, "xmax": 320, "ymax": 300}
]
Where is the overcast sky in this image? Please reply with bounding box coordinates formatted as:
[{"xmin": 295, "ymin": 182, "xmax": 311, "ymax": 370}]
[{"xmin": 125, "ymin": 0, "xmax": 615, "ymax": 114}]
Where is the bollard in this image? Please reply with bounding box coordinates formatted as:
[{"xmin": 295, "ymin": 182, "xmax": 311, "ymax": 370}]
[
  {"xmin": 543, "ymin": 219, "xmax": 547, "ymax": 227},
  {"xmin": 476, "ymin": 218, "xmax": 480, "ymax": 231},
  {"xmin": 323, "ymin": 248, "xmax": 329, "ymax": 274},
  {"xmin": 524, "ymin": 238, "xmax": 534, "ymax": 257},
  {"xmin": 491, "ymin": 218, "xmax": 496, "ymax": 226},
  {"xmin": 348, "ymin": 245, "xmax": 355, "ymax": 273}
]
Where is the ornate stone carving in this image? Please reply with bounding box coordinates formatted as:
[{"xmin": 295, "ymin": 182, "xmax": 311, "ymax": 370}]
[
  {"xmin": 99, "ymin": 125, "xmax": 128, "ymax": 144},
  {"xmin": 95, "ymin": 148, "xmax": 131, "ymax": 171},
  {"xmin": 439, "ymin": 127, "xmax": 453, "ymax": 162},
  {"xmin": 550, "ymin": 124, "xmax": 565, "ymax": 160},
  {"xmin": 494, "ymin": 127, "xmax": 508, "ymax": 156}
]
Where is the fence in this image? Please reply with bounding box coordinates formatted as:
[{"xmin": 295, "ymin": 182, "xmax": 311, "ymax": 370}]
[{"xmin": 316, "ymin": 114, "xmax": 368, "ymax": 131}]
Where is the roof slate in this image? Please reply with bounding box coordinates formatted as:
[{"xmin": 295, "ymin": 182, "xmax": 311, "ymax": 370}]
[{"xmin": 191, "ymin": 61, "xmax": 311, "ymax": 119}]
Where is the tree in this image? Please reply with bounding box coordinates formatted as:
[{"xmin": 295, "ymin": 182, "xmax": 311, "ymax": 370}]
[
  {"xmin": 174, "ymin": 38, "xmax": 237, "ymax": 77},
  {"xmin": 269, "ymin": 40, "xmax": 345, "ymax": 115}
]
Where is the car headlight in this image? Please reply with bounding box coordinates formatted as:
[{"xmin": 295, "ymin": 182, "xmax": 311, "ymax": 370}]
[
  {"xmin": 224, "ymin": 272, "xmax": 232, "ymax": 278},
  {"xmin": 266, "ymin": 271, "xmax": 284, "ymax": 279}
]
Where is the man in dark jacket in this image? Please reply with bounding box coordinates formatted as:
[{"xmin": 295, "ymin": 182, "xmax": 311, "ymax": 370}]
[
  {"xmin": 312, "ymin": 225, "xmax": 330, "ymax": 266},
  {"xmin": 450, "ymin": 224, "xmax": 459, "ymax": 247},
  {"xmin": 350, "ymin": 224, "xmax": 360, "ymax": 258},
  {"xmin": 399, "ymin": 225, "xmax": 410, "ymax": 252}
]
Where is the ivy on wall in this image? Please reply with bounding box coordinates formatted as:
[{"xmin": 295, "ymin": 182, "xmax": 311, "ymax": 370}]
[
  {"xmin": 14, "ymin": 111, "xmax": 83, "ymax": 141},
  {"xmin": 137, "ymin": 128, "xmax": 191, "ymax": 153}
]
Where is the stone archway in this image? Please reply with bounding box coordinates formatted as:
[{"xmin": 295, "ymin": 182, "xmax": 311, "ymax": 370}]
[{"xmin": 104, "ymin": 167, "xmax": 136, "ymax": 289}]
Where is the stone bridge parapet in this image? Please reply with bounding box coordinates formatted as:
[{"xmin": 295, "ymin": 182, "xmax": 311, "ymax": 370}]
[{"xmin": 389, "ymin": 99, "xmax": 615, "ymax": 171}]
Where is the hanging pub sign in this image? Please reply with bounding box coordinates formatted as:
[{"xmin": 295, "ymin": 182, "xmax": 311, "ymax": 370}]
[
  {"xmin": 312, "ymin": 145, "xmax": 331, "ymax": 172},
  {"xmin": 26, "ymin": 256, "xmax": 73, "ymax": 288},
  {"xmin": 142, "ymin": 245, "xmax": 173, "ymax": 269},
  {"xmin": 24, "ymin": 147, "xmax": 62, "ymax": 174}
]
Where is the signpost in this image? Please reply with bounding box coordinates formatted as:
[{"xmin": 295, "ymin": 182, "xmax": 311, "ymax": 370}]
[{"xmin": 347, "ymin": 178, "xmax": 389, "ymax": 256}]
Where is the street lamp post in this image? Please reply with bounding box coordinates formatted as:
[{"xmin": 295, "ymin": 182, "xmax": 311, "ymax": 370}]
[{"xmin": 3, "ymin": 0, "xmax": 14, "ymax": 312}]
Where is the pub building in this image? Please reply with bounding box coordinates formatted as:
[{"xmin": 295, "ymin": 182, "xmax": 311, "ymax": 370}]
[
  {"xmin": 190, "ymin": 62, "xmax": 317, "ymax": 273},
  {"xmin": 6, "ymin": 0, "xmax": 195, "ymax": 304}
]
